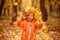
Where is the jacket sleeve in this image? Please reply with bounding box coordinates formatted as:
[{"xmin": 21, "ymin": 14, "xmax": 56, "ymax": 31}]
[
  {"xmin": 36, "ymin": 22, "xmax": 43, "ymax": 29},
  {"xmin": 17, "ymin": 21, "xmax": 24, "ymax": 29}
]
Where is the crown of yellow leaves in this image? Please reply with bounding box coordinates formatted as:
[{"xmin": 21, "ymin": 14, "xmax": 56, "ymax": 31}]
[{"xmin": 18, "ymin": 7, "xmax": 42, "ymax": 21}]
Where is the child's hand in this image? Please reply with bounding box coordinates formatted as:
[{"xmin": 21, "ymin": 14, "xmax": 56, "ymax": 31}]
[{"xmin": 17, "ymin": 17, "xmax": 21, "ymax": 22}]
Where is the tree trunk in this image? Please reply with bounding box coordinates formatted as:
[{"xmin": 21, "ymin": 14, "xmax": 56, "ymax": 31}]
[
  {"xmin": 0, "ymin": 0, "xmax": 5, "ymax": 16},
  {"xmin": 40, "ymin": 0, "xmax": 48, "ymax": 22}
]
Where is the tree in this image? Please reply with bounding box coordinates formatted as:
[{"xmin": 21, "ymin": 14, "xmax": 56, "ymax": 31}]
[
  {"xmin": 18, "ymin": 0, "xmax": 22, "ymax": 11},
  {"xmin": 0, "ymin": 0, "xmax": 5, "ymax": 16},
  {"xmin": 40, "ymin": 0, "xmax": 48, "ymax": 22}
]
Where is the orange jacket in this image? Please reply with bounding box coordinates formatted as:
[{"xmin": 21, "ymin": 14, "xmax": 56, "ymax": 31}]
[{"xmin": 18, "ymin": 20, "xmax": 43, "ymax": 40}]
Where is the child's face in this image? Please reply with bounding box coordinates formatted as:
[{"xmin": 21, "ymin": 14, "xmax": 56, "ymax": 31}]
[{"xmin": 28, "ymin": 13, "xmax": 34, "ymax": 21}]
